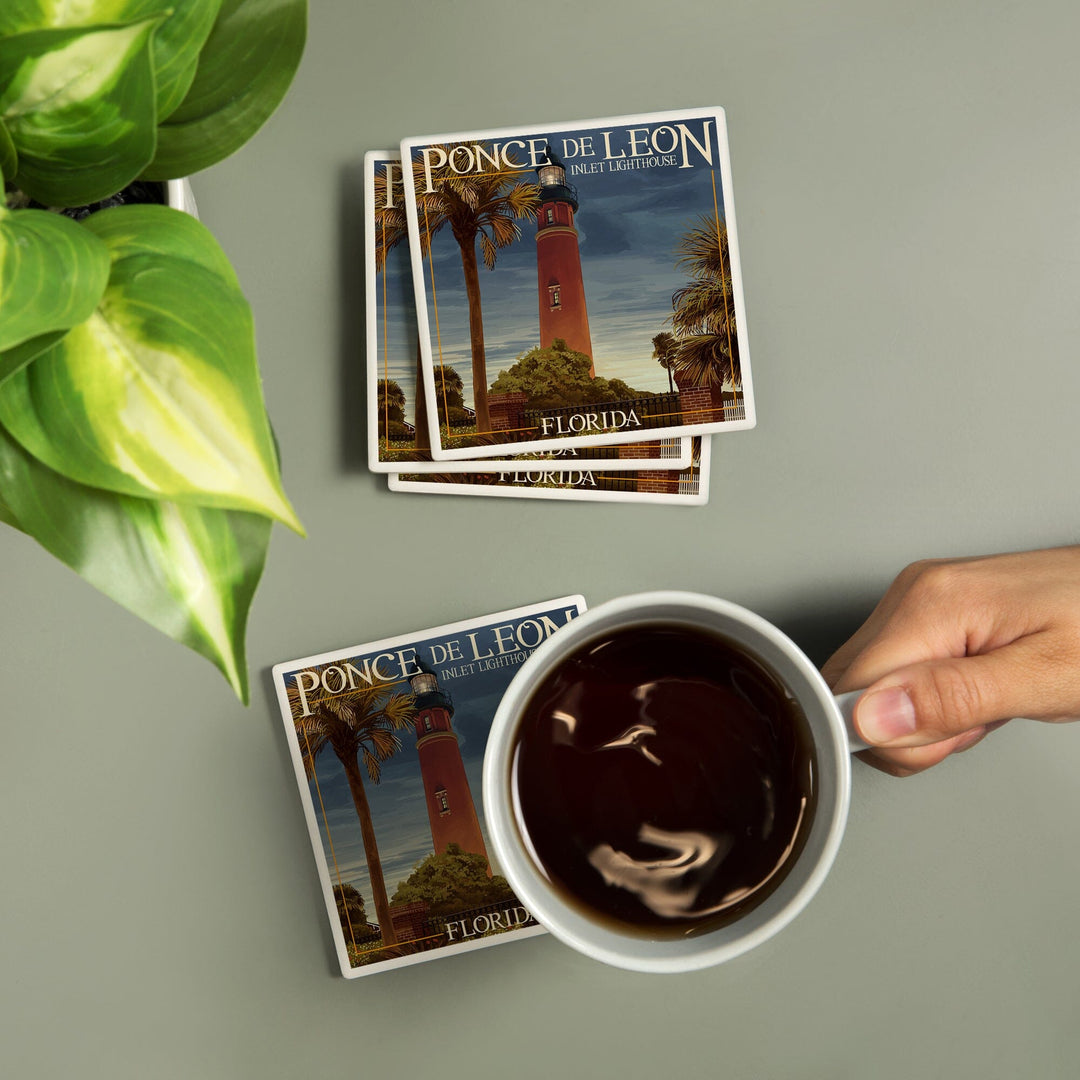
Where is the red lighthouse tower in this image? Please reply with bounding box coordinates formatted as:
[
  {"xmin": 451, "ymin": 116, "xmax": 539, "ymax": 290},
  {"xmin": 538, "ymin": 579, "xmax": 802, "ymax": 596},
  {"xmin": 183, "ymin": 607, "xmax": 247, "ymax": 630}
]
[
  {"xmin": 408, "ymin": 661, "xmax": 490, "ymax": 865},
  {"xmin": 535, "ymin": 145, "xmax": 594, "ymax": 376}
]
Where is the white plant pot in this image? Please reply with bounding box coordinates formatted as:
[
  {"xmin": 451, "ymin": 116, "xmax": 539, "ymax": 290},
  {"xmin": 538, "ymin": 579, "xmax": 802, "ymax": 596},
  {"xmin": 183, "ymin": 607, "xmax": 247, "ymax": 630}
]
[{"xmin": 166, "ymin": 178, "xmax": 198, "ymax": 219}]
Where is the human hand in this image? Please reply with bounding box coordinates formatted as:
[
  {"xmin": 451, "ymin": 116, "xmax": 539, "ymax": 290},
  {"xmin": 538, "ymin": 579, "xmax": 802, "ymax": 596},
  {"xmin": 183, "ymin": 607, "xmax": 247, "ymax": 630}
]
[{"xmin": 821, "ymin": 547, "xmax": 1080, "ymax": 776}]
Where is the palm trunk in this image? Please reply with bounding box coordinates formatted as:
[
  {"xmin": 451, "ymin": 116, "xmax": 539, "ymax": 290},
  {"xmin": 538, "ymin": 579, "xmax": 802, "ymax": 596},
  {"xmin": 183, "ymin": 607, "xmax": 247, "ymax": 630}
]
[
  {"xmin": 339, "ymin": 754, "xmax": 398, "ymax": 947},
  {"xmin": 413, "ymin": 336, "xmax": 430, "ymax": 451},
  {"xmin": 456, "ymin": 235, "xmax": 490, "ymax": 433}
]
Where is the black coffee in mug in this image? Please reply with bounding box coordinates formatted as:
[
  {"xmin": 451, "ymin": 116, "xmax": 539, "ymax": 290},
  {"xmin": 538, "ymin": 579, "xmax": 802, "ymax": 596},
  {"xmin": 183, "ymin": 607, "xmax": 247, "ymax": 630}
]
[{"xmin": 511, "ymin": 623, "xmax": 818, "ymax": 938}]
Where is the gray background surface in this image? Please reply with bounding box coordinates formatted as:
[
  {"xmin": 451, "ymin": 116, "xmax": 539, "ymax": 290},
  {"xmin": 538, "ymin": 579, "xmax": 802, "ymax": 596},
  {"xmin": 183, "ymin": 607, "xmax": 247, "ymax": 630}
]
[{"xmin": 3, "ymin": 2, "xmax": 1079, "ymax": 1076}]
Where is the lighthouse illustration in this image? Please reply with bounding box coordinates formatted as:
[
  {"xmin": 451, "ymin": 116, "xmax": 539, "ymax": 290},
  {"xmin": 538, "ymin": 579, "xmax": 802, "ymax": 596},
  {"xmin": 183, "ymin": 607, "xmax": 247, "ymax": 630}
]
[
  {"xmin": 407, "ymin": 660, "xmax": 490, "ymax": 865},
  {"xmin": 535, "ymin": 145, "xmax": 594, "ymax": 376}
]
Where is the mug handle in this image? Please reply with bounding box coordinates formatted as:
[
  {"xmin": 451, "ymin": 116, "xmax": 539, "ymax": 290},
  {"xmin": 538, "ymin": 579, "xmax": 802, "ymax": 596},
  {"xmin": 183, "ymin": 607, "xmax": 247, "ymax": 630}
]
[{"xmin": 834, "ymin": 689, "xmax": 871, "ymax": 753}]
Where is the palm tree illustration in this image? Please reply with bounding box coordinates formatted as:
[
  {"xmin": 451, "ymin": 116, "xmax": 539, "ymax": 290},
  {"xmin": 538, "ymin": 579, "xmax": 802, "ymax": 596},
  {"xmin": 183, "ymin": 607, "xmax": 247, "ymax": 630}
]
[
  {"xmin": 651, "ymin": 331, "xmax": 678, "ymax": 393},
  {"xmin": 288, "ymin": 667, "xmax": 417, "ymax": 949},
  {"xmin": 333, "ymin": 883, "xmax": 371, "ymax": 942},
  {"xmin": 670, "ymin": 212, "xmax": 741, "ymax": 391},
  {"xmin": 376, "ymin": 379, "xmax": 406, "ymax": 434},
  {"xmin": 412, "ymin": 149, "xmax": 540, "ymax": 433},
  {"xmin": 434, "ymin": 364, "xmax": 464, "ymax": 412},
  {"xmin": 373, "ymin": 164, "xmax": 432, "ymax": 451}
]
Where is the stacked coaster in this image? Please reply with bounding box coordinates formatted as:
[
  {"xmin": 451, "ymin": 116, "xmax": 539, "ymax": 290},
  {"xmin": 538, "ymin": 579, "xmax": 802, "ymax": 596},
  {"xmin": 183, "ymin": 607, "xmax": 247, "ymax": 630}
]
[{"xmin": 366, "ymin": 108, "xmax": 754, "ymax": 505}]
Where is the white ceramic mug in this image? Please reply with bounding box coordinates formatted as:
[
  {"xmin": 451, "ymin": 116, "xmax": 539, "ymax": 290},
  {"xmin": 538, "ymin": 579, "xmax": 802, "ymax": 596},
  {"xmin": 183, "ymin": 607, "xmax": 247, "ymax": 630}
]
[{"xmin": 482, "ymin": 591, "xmax": 866, "ymax": 974}]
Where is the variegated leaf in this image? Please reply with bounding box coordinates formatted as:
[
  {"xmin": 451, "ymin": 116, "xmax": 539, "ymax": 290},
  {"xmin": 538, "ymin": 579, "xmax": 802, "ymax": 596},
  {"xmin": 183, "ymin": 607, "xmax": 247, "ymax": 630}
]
[
  {"xmin": 0, "ymin": 420, "xmax": 269, "ymax": 702},
  {"xmin": 0, "ymin": 0, "xmax": 223, "ymax": 122},
  {"xmin": 0, "ymin": 201, "xmax": 110, "ymax": 351},
  {"xmin": 145, "ymin": 0, "xmax": 306, "ymax": 179},
  {"xmin": 0, "ymin": 204, "xmax": 303, "ymax": 532},
  {"xmin": 0, "ymin": 18, "xmax": 161, "ymax": 206}
]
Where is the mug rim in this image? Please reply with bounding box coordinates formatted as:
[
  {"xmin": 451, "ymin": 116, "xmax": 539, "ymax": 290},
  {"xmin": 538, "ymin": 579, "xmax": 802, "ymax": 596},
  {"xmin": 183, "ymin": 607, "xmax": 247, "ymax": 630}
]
[{"xmin": 482, "ymin": 590, "xmax": 853, "ymax": 973}]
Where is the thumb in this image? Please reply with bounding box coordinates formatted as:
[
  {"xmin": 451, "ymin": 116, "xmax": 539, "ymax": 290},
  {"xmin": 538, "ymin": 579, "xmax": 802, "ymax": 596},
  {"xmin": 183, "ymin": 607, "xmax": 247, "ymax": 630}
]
[{"xmin": 853, "ymin": 639, "xmax": 1047, "ymax": 747}]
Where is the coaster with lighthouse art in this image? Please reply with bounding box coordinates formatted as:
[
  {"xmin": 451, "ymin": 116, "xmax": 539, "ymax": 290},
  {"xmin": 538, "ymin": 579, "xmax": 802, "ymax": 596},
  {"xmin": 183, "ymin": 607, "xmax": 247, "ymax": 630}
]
[
  {"xmin": 400, "ymin": 108, "xmax": 755, "ymax": 461},
  {"xmin": 272, "ymin": 597, "xmax": 586, "ymax": 977}
]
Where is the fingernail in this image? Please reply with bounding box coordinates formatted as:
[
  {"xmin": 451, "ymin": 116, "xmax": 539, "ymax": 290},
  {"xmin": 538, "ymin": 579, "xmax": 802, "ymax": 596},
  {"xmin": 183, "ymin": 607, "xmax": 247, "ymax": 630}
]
[
  {"xmin": 858, "ymin": 686, "xmax": 918, "ymax": 743},
  {"xmin": 952, "ymin": 726, "xmax": 987, "ymax": 754}
]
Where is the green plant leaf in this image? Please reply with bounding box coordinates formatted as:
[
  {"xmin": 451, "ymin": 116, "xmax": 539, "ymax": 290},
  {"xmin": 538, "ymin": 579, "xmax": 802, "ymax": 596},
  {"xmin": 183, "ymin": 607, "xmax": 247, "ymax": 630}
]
[
  {"xmin": 0, "ymin": 329, "xmax": 67, "ymax": 385},
  {"xmin": 0, "ymin": 420, "xmax": 269, "ymax": 701},
  {"xmin": 0, "ymin": 18, "xmax": 161, "ymax": 206},
  {"xmin": 84, "ymin": 201, "xmax": 239, "ymax": 285},
  {"xmin": 0, "ymin": 1, "xmax": 224, "ymax": 122},
  {"xmin": 0, "ymin": 204, "xmax": 304, "ymax": 532},
  {"xmin": 0, "ymin": 119, "xmax": 17, "ymax": 182},
  {"xmin": 138, "ymin": 0, "xmax": 224, "ymax": 121},
  {"xmin": 0, "ymin": 204, "xmax": 110, "ymax": 350},
  {"xmin": 144, "ymin": 0, "xmax": 306, "ymax": 180}
]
